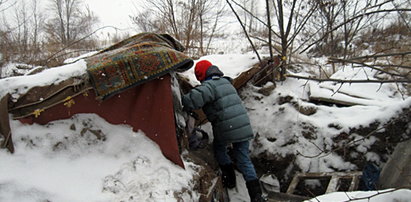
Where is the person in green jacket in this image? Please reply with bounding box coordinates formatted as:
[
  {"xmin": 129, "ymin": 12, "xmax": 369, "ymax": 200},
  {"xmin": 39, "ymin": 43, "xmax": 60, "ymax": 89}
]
[{"xmin": 182, "ymin": 60, "xmax": 265, "ymax": 202}]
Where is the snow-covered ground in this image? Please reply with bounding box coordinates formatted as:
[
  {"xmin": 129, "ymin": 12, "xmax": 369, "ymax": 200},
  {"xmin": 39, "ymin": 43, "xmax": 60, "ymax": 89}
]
[
  {"xmin": 242, "ymin": 66, "xmax": 410, "ymax": 173},
  {"xmin": 0, "ymin": 114, "xmax": 198, "ymax": 202},
  {"xmin": 0, "ymin": 53, "xmax": 410, "ymax": 202}
]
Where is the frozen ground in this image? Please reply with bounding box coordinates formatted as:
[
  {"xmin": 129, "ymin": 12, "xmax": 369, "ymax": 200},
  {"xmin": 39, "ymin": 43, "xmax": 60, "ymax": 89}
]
[{"xmin": 0, "ymin": 54, "xmax": 410, "ymax": 201}]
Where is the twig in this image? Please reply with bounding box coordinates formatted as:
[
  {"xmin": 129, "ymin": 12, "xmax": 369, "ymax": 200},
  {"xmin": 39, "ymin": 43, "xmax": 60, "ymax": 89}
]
[
  {"xmin": 394, "ymin": 82, "xmax": 406, "ymax": 100},
  {"xmin": 391, "ymin": 1, "xmax": 411, "ymax": 32},
  {"xmin": 331, "ymin": 83, "xmax": 344, "ymax": 96},
  {"xmin": 286, "ymin": 74, "xmax": 411, "ymax": 83},
  {"xmin": 352, "ymin": 63, "xmax": 410, "ymax": 70},
  {"xmin": 298, "ymin": 121, "xmax": 392, "ymax": 159},
  {"xmin": 344, "ymin": 51, "xmax": 411, "ymax": 61},
  {"xmin": 44, "ymin": 26, "xmax": 123, "ymax": 65},
  {"xmin": 0, "ymin": 0, "xmax": 15, "ymax": 12},
  {"xmin": 266, "ymin": 0, "xmax": 273, "ymax": 60},
  {"xmin": 250, "ymin": 35, "xmax": 282, "ymax": 53},
  {"xmin": 300, "ymin": 9, "xmax": 411, "ymax": 54},
  {"xmin": 226, "ymin": 0, "xmax": 261, "ymax": 63},
  {"xmin": 343, "ymin": 188, "xmax": 400, "ymax": 201},
  {"xmin": 230, "ymin": 0, "xmax": 281, "ymax": 39},
  {"xmin": 287, "ymin": 2, "xmax": 318, "ymax": 50}
]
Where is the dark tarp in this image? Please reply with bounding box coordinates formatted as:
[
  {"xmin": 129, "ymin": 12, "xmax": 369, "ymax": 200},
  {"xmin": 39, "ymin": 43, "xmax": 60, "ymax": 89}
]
[
  {"xmin": 0, "ymin": 94, "xmax": 13, "ymax": 152},
  {"xmin": 0, "ymin": 32, "xmax": 193, "ymax": 167},
  {"xmin": 19, "ymin": 74, "xmax": 184, "ymax": 167}
]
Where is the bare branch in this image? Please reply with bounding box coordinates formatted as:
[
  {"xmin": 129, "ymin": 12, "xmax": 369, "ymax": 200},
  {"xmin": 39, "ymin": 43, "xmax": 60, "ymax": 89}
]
[
  {"xmin": 265, "ymin": 0, "xmax": 273, "ymax": 60},
  {"xmin": 347, "ymin": 51, "xmax": 411, "ymax": 61},
  {"xmin": 286, "ymin": 74, "xmax": 411, "ymax": 83},
  {"xmin": 391, "ymin": 1, "xmax": 411, "ymax": 32},
  {"xmin": 300, "ymin": 8, "xmax": 411, "ymax": 54},
  {"xmin": 329, "ymin": 58, "xmax": 409, "ymax": 78},
  {"xmin": 0, "ymin": 0, "xmax": 16, "ymax": 12},
  {"xmin": 230, "ymin": 0, "xmax": 281, "ymax": 38},
  {"xmin": 226, "ymin": 0, "xmax": 261, "ymax": 62},
  {"xmin": 287, "ymin": 2, "xmax": 318, "ymax": 50},
  {"xmin": 297, "ymin": 122, "xmax": 389, "ymax": 159},
  {"xmin": 344, "ymin": 188, "xmax": 404, "ymax": 201},
  {"xmin": 44, "ymin": 26, "xmax": 122, "ymax": 65}
]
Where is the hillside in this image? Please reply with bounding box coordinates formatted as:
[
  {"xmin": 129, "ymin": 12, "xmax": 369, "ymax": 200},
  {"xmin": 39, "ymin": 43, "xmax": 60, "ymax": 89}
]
[{"xmin": 0, "ymin": 52, "xmax": 410, "ymax": 201}]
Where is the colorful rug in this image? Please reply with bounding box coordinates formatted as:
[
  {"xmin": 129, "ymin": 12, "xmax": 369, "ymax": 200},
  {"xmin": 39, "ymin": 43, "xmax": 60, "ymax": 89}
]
[{"xmin": 86, "ymin": 33, "xmax": 193, "ymax": 100}]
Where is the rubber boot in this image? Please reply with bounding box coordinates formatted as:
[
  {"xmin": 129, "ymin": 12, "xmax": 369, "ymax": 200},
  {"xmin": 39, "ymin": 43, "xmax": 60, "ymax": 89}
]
[
  {"xmin": 220, "ymin": 164, "xmax": 236, "ymax": 188},
  {"xmin": 246, "ymin": 179, "xmax": 265, "ymax": 202}
]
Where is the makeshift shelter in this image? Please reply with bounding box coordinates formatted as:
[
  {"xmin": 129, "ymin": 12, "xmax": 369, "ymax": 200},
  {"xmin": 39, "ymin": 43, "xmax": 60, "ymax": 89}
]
[{"xmin": 0, "ymin": 33, "xmax": 193, "ymax": 167}]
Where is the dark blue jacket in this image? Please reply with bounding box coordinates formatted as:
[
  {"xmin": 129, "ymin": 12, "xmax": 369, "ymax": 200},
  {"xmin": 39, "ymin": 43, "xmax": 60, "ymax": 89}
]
[{"xmin": 182, "ymin": 76, "xmax": 254, "ymax": 144}]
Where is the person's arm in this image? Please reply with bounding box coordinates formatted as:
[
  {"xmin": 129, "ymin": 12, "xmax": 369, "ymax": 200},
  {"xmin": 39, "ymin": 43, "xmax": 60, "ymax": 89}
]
[{"xmin": 182, "ymin": 84, "xmax": 215, "ymax": 111}]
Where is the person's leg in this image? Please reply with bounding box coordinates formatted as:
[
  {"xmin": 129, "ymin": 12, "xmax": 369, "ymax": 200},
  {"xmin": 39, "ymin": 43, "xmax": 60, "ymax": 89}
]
[
  {"xmin": 213, "ymin": 142, "xmax": 232, "ymax": 166},
  {"xmin": 232, "ymin": 141, "xmax": 265, "ymax": 202},
  {"xmin": 232, "ymin": 141, "xmax": 257, "ymax": 181},
  {"xmin": 214, "ymin": 141, "xmax": 236, "ymax": 188}
]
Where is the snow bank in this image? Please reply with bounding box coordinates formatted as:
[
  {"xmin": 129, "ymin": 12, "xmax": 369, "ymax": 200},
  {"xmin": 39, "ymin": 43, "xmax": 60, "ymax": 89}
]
[
  {"xmin": 179, "ymin": 53, "xmax": 261, "ymax": 86},
  {"xmin": 311, "ymin": 67, "xmax": 405, "ymax": 106},
  {"xmin": 0, "ymin": 114, "xmax": 198, "ymax": 202},
  {"xmin": 0, "ymin": 60, "xmax": 87, "ymax": 100},
  {"xmin": 231, "ymin": 54, "xmax": 410, "ymax": 172},
  {"xmin": 306, "ymin": 189, "xmax": 411, "ymax": 202}
]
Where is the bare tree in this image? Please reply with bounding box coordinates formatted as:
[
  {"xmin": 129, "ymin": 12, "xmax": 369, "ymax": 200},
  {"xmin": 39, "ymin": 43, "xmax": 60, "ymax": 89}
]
[
  {"xmin": 0, "ymin": 0, "xmax": 15, "ymax": 12},
  {"xmin": 227, "ymin": 0, "xmax": 410, "ymax": 87},
  {"xmin": 0, "ymin": 0, "xmax": 45, "ymax": 64},
  {"xmin": 237, "ymin": 0, "xmax": 261, "ymax": 33},
  {"xmin": 131, "ymin": 0, "xmax": 226, "ymax": 56},
  {"xmin": 45, "ymin": 0, "xmax": 98, "ymax": 48},
  {"xmin": 266, "ymin": 0, "xmax": 318, "ymax": 79}
]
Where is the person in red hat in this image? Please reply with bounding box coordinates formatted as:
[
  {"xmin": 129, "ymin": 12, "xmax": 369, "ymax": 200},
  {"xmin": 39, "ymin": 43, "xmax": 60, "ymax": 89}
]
[{"xmin": 182, "ymin": 60, "xmax": 265, "ymax": 202}]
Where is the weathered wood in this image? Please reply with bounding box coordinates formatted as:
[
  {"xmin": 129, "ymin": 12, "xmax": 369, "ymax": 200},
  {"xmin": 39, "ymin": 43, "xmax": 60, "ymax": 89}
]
[
  {"xmin": 286, "ymin": 173, "xmax": 301, "ymax": 194},
  {"xmin": 266, "ymin": 191, "xmax": 310, "ymax": 202},
  {"xmin": 309, "ymin": 96, "xmax": 365, "ymax": 106},
  {"xmin": 232, "ymin": 65, "xmax": 261, "ymax": 89},
  {"xmin": 326, "ymin": 176, "xmax": 340, "ymax": 193},
  {"xmin": 349, "ymin": 175, "xmax": 360, "ymax": 191},
  {"xmin": 287, "ymin": 171, "xmax": 363, "ymax": 195}
]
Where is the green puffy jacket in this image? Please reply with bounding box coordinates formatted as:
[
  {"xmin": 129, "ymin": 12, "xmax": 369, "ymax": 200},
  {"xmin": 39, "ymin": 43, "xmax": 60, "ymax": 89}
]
[{"xmin": 182, "ymin": 76, "xmax": 254, "ymax": 144}]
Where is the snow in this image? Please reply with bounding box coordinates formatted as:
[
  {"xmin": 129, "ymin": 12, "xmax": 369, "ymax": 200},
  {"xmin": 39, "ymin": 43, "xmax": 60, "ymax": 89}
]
[
  {"xmin": 309, "ymin": 67, "xmax": 405, "ymax": 106},
  {"xmin": 1, "ymin": 63, "xmax": 35, "ymax": 78},
  {"xmin": 0, "ymin": 53, "xmax": 410, "ymax": 201},
  {"xmin": 64, "ymin": 51, "xmax": 99, "ymax": 64},
  {"xmin": 0, "ymin": 60, "xmax": 87, "ymax": 102},
  {"xmin": 0, "ymin": 114, "xmax": 197, "ymax": 202},
  {"xmin": 306, "ymin": 189, "xmax": 411, "ymax": 202},
  {"xmin": 179, "ymin": 53, "xmax": 261, "ymax": 86},
  {"xmin": 178, "ymin": 54, "xmax": 410, "ymax": 201},
  {"xmin": 242, "ymin": 71, "xmax": 410, "ymax": 173}
]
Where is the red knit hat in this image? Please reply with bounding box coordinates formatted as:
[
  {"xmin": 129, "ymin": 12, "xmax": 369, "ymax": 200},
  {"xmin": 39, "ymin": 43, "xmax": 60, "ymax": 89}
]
[{"xmin": 194, "ymin": 60, "xmax": 212, "ymax": 81}]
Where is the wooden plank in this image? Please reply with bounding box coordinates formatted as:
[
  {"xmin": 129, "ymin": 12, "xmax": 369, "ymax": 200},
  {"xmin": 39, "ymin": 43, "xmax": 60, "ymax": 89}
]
[
  {"xmin": 232, "ymin": 66, "xmax": 261, "ymax": 89},
  {"xmin": 266, "ymin": 191, "xmax": 310, "ymax": 202},
  {"xmin": 286, "ymin": 173, "xmax": 302, "ymax": 194},
  {"xmin": 326, "ymin": 176, "xmax": 340, "ymax": 193},
  {"xmin": 294, "ymin": 171, "xmax": 361, "ymax": 178},
  {"xmin": 286, "ymin": 172, "xmax": 363, "ymax": 195},
  {"xmin": 349, "ymin": 176, "xmax": 360, "ymax": 191}
]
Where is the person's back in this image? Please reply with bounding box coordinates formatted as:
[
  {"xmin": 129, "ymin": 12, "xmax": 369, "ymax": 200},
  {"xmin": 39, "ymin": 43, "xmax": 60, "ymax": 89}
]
[
  {"xmin": 182, "ymin": 60, "xmax": 265, "ymax": 202},
  {"xmin": 194, "ymin": 76, "xmax": 253, "ymax": 144}
]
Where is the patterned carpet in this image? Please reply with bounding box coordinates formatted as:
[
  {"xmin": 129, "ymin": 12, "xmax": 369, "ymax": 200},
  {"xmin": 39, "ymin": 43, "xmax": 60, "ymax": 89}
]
[{"xmin": 86, "ymin": 33, "xmax": 193, "ymax": 100}]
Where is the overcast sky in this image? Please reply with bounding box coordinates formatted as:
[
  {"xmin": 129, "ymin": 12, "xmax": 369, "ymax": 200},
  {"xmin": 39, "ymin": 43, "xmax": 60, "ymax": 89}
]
[
  {"xmin": 86, "ymin": 0, "xmax": 137, "ymax": 31},
  {"xmin": 1, "ymin": 0, "xmax": 139, "ymax": 35}
]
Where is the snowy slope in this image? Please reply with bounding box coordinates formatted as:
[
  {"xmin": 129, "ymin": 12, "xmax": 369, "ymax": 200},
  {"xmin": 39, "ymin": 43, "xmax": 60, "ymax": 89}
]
[
  {"xmin": 0, "ymin": 114, "xmax": 198, "ymax": 202},
  {"xmin": 191, "ymin": 55, "xmax": 411, "ymax": 201},
  {"xmin": 0, "ymin": 54, "xmax": 410, "ymax": 202},
  {"xmin": 242, "ymin": 68, "xmax": 410, "ymax": 173}
]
